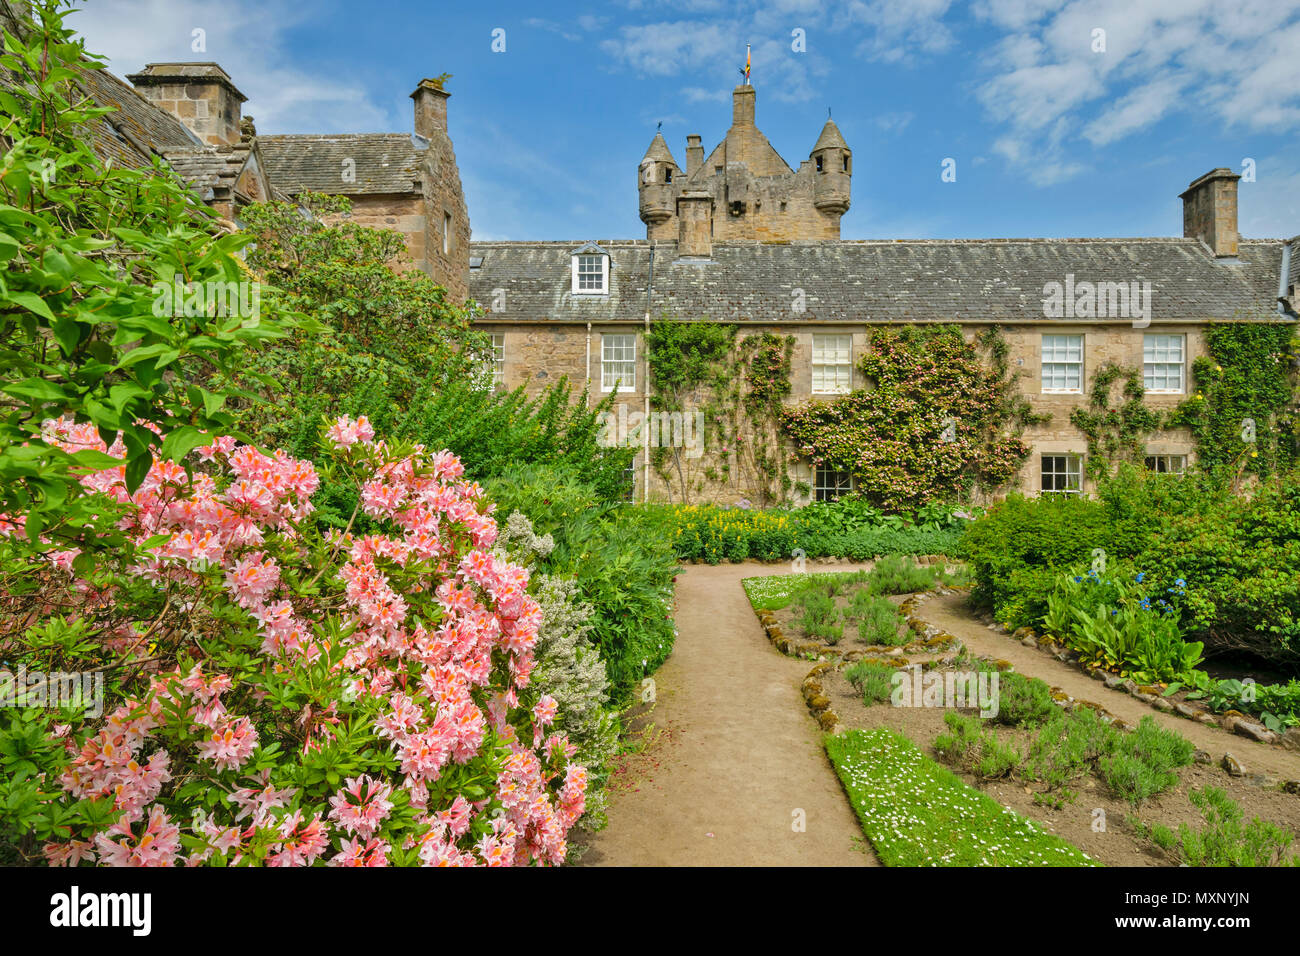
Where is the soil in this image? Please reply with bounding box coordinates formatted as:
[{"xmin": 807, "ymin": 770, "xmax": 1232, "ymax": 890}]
[{"xmin": 575, "ymin": 561, "xmax": 878, "ymax": 867}]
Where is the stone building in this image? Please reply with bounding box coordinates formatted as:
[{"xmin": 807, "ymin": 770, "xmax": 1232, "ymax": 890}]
[
  {"xmin": 470, "ymin": 84, "xmax": 1298, "ymax": 504},
  {"xmin": 41, "ymin": 21, "xmax": 472, "ymax": 302}
]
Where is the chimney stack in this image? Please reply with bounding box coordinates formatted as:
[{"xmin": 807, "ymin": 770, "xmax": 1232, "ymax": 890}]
[
  {"xmin": 411, "ymin": 78, "xmax": 450, "ymax": 137},
  {"xmin": 685, "ymin": 135, "xmax": 704, "ymax": 178},
  {"xmin": 1180, "ymin": 168, "xmax": 1241, "ymax": 258},
  {"xmin": 127, "ymin": 63, "xmax": 246, "ymax": 146},
  {"xmin": 731, "ymin": 85, "xmax": 755, "ymax": 128},
  {"xmin": 677, "ymin": 191, "xmax": 713, "ymax": 258}
]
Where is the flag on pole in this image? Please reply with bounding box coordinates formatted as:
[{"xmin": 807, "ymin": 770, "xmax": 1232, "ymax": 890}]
[{"xmin": 739, "ymin": 43, "xmax": 751, "ymax": 84}]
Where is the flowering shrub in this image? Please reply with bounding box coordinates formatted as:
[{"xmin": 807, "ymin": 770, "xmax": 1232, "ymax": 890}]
[
  {"xmin": 1041, "ymin": 565, "xmax": 1203, "ymax": 684},
  {"xmin": 1, "ymin": 417, "xmax": 586, "ymax": 866},
  {"xmin": 780, "ymin": 326, "xmax": 1037, "ymax": 511}
]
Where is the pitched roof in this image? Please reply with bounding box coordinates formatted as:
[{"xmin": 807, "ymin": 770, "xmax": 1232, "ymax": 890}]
[
  {"xmin": 73, "ymin": 64, "xmax": 203, "ymax": 169},
  {"xmin": 258, "ymin": 133, "xmax": 426, "ymax": 196},
  {"xmin": 468, "ymin": 238, "xmax": 1290, "ymax": 325}
]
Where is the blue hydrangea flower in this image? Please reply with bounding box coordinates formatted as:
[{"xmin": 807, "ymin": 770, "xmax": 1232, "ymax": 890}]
[{"xmin": 1135, "ymin": 572, "xmax": 1145, "ymax": 583}]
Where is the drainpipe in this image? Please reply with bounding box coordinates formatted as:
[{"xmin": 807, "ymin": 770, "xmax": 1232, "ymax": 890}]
[
  {"xmin": 1279, "ymin": 238, "xmax": 1297, "ymax": 318},
  {"xmin": 643, "ymin": 244, "xmax": 655, "ymax": 503},
  {"xmin": 585, "ymin": 322, "xmax": 591, "ymax": 407}
]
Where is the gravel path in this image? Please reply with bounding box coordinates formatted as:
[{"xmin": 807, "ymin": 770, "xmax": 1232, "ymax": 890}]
[{"xmin": 578, "ymin": 561, "xmax": 876, "ymax": 867}]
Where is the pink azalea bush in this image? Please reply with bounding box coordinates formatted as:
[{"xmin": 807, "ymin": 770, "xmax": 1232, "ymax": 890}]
[{"xmin": 17, "ymin": 416, "xmax": 586, "ymax": 866}]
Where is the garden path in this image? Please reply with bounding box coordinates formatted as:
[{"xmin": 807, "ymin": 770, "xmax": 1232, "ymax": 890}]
[
  {"xmin": 578, "ymin": 561, "xmax": 877, "ymax": 867},
  {"xmin": 915, "ymin": 591, "xmax": 1300, "ymax": 781}
]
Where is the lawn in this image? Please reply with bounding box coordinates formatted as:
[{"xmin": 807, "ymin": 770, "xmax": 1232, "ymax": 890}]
[{"xmin": 825, "ymin": 728, "xmax": 1099, "ymax": 867}]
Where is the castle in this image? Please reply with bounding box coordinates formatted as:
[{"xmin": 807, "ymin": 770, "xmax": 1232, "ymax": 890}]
[
  {"xmin": 637, "ymin": 85, "xmax": 851, "ymax": 249},
  {"xmin": 55, "ymin": 30, "xmax": 1298, "ymax": 506}
]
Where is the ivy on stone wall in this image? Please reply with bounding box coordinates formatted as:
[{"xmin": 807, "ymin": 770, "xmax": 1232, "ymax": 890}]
[
  {"xmin": 646, "ymin": 320, "xmax": 736, "ymax": 502},
  {"xmin": 645, "ymin": 322, "xmax": 794, "ymax": 505},
  {"xmin": 779, "ymin": 325, "xmax": 1040, "ymax": 511},
  {"xmin": 1168, "ymin": 323, "xmax": 1299, "ymax": 480},
  {"xmin": 1070, "ymin": 363, "xmax": 1165, "ymax": 482}
]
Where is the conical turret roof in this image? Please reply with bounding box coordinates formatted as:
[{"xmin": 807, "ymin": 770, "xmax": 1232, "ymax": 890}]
[
  {"xmin": 641, "ymin": 131, "xmax": 678, "ymax": 166},
  {"xmin": 812, "ymin": 118, "xmax": 847, "ymax": 153}
]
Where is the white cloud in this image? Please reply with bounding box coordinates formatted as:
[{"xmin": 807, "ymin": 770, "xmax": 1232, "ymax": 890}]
[
  {"xmin": 970, "ymin": 0, "xmax": 1300, "ymax": 183},
  {"xmin": 839, "ymin": 0, "xmax": 955, "ymax": 64},
  {"xmin": 67, "ymin": 0, "xmax": 393, "ymax": 134}
]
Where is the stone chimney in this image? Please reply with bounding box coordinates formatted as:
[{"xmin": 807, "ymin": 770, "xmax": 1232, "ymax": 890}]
[
  {"xmin": 677, "ymin": 191, "xmax": 713, "ymax": 258},
  {"xmin": 411, "ymin": 78, "xmax": 450, "ymax": 137},
  {"xmin": 685, "ymin": 134, "xmax": 704, "ymax": 177},
  {"xmin": 126, "ymin": 63, "xmax": 246, "ymax": 146},
  {"xmin": 1180, "ymin": 168, "xmax": 1241, "ymax": 258},
  {"xmin": 731, "ymin": 85, "xmax": 755, "ymax": 128}
]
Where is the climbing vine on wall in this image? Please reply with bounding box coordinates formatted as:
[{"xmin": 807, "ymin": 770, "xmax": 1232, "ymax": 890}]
[
  {"xmin": 779, "ymin": 325, "xmax": 1041, "ymax": 511},
  {"xmin": 1167, "ymin": 323, "xmax": 1299, "ymax": 480},
  {"xmin": 645, "ymin": 322, "xmax": 795, "ymax": 505},
  {"xmin": 646, "ymin": 320, "xmax": 736, "ymax": 503},
  {"xmin": 1070, "ymin": 363, "xmax": 1166, "ymax": 481}
]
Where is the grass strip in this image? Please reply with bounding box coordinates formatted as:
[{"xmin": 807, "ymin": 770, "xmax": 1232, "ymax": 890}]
[{"xmin": 825, "ymin": 728, "xmax": 1098, "ymax": 867}]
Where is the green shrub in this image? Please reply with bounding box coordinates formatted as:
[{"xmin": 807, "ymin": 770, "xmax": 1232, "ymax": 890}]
[
  {"xmin": 993, "ymin": 672, "xmax": 1057, "ymax": 728},
  {"xmin": 1023, "ymin": 708, "xmax": 1119, "ymax": 792},
  {"xmin": 1173, "ymin": 786, "xmax": 1298, "ymax": 867},
  {"xmin": 1100, "ymin": 716, "xmax": 1193, "ymax": 803},
  {"xmin": 845, "ymin": 660, "xmax": 896, "ymax": 705},
  {"xmin": 850, "ymin": 592, "xmax": 906, "ymax": 645},
  {"xmin": 934, "ymin": 712, "xmax": 1022, "ymax": 779}
]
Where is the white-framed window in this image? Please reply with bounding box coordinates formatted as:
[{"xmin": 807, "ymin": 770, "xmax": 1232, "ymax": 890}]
[
  {"xmin": 813, "ymin": 465, "xmax": 852, "ymax": 502},
  {"xmin": 1041, "ymin": 454, "xmax": 1082, "ymax": 495},
  {"xmin": 1041, "ymin": 334, "xmax": 1083, "ymax": 392},
  {"xmin": 601, "ymin": 333, "xmax": 636, "ymax": 392},
  {"xmin": 572, "ymin": 254, "xmax": 608, "ymax": 294},
  {"xmin": 811, "ymin": 333, "xmax": 852, "ymax": 394},
  {"xmin": 489, "ymin": 332, "xmax": 505, "ymax": 388},
  {"xmin": 1143, "ymin": 333, "xmax": 1185, "ymax": 393},
  {"xmin": 1144, "ymin": 454, "xmax": 1187, "ymax": 474}
]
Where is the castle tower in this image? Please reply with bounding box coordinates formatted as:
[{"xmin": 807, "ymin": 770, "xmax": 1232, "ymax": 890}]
[
  {"xmin": 638, "ymin": 131, "xmax": 680, "ymax": 233},
  {"xmin": 639, "ymin": 83, "xmax": 850, "ymax": 246},
  {"xmin": 811, "ymin": 117, "xmax": 851, "ymax": 217}
]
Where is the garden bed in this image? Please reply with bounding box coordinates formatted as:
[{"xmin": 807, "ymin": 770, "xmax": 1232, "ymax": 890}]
[{"xmin": 819, "ymin": 658, "xmax": 1300, "ymax": 867}]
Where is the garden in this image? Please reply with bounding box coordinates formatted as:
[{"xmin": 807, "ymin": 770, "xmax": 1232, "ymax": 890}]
[{"xmin": 4, "ymin": 1, "xmax": 1300, "ymax": 872}]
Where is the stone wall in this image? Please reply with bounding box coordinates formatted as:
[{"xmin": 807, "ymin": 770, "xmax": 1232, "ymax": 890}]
[{"xmin": 477, "ymin": 319, "xmax": 1203, "ymax": 505}]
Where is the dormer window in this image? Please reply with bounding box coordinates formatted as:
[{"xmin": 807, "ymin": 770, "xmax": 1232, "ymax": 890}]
[{"xmin": 571, "ymin": 243, "xmax": 610, "ymax": 295}]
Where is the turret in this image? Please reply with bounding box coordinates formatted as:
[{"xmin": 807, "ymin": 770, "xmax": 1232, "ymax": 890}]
[
  {"xmin": 638, "ymin": 131, "xmax": 680, "ymax": 229},
  {"xmin": 811, "ymin": 117, "xmax": 851, "ymax": 217}
]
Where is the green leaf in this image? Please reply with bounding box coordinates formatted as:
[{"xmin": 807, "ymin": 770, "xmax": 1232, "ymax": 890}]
[
  {"xmin": 159, "ymin": 426, "xmax": 209, "ymax": 463},
  {"xmin": 7, "ymin": 290, "xmax": 55, "ymax": 321}
]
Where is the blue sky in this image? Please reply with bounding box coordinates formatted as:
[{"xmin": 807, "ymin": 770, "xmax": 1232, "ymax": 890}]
[{"xmin": 76, "ymin": 0, "xmax": 1300, "ymax": 242}]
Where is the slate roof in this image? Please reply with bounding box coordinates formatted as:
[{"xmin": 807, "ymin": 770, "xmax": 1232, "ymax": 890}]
[
  {"xmin": 73, "ymin": 64, "xmax": 203, "ymax": 169},
  {"xmin": 468, "ymin": 238, "xmax": 1291, "ymax": 324},
  {"xmin": 258, "ymin": 133, "xmax": 426, "ymax": 196}
]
